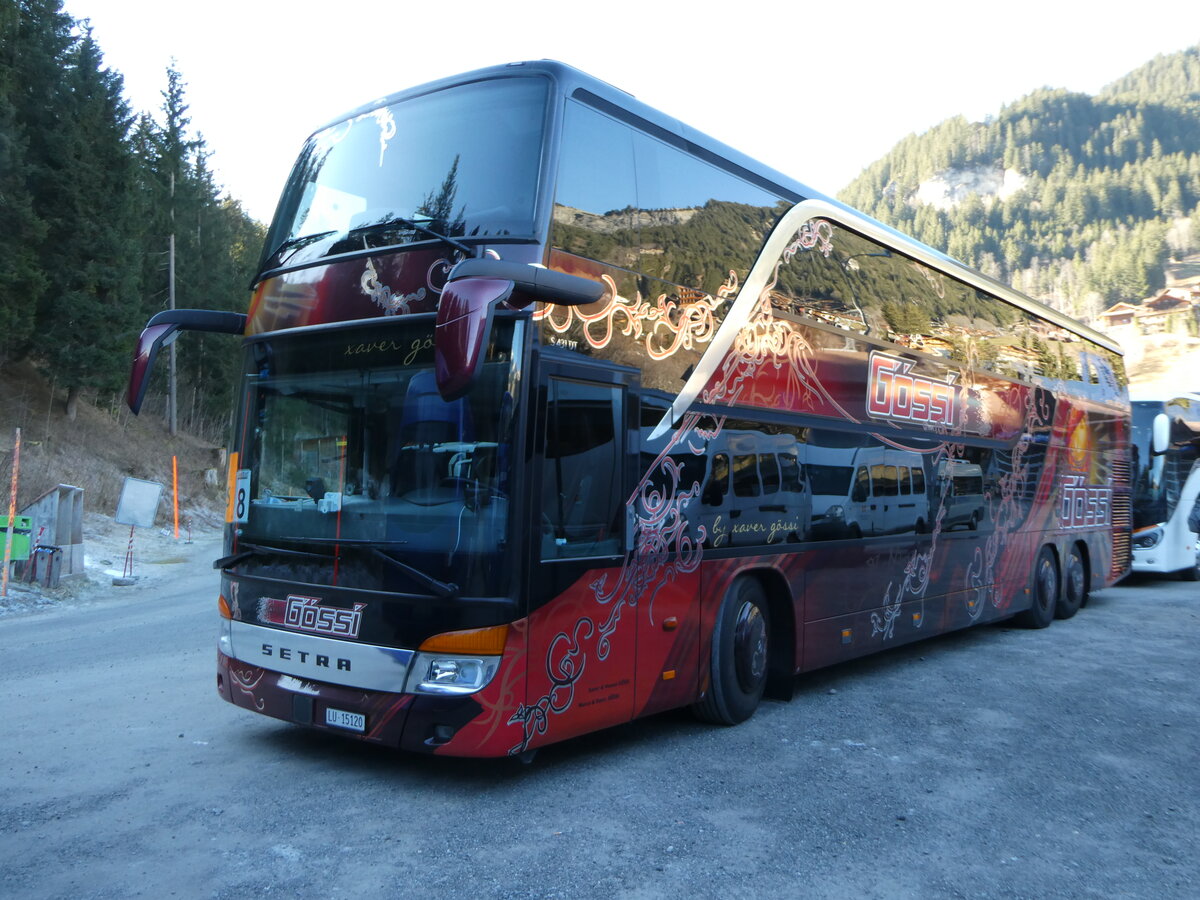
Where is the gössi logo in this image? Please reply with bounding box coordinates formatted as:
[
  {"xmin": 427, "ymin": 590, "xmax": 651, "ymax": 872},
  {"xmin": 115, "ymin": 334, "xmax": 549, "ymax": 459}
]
[
  {"xmin": 259, "ymin": 594, "xmax": 366, "ymax": 639},
  {"xmin": 866, "ymin": 351, "xmax": 958, "ymax": 428}
]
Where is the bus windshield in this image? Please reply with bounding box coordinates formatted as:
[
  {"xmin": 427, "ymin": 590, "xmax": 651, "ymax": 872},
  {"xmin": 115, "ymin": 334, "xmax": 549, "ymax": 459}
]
[
  {"xmin": 1131, "ymin": 401, "xmax": 1166, "ymax": 529},
  {"xmin": 260, "ymin": 76, "xmax": 548, "ymax": 273},
  {"xmin": 233, "ymin": 316, "xmax": 523, "ymax": 592},
  {"xmin": 1131, "ymin": 399, "xmax": 1200, "ymax": 530}
]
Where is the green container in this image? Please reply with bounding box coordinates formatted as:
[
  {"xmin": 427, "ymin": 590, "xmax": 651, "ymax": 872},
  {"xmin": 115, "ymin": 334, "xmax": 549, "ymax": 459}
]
[{"xmin": 1, "ymin": 514, "xmax": 32, "ymax": 561}]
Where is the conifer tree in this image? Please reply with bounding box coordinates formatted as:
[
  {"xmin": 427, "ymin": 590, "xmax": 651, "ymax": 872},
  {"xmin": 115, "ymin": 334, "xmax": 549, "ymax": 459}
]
[
  {"xmin": 0, "ymin": 2, "xmax": 46, "ymax": 362},
  {"xmin": 34, "ymin": 26, "xmax": 141, "ymax": 419}
]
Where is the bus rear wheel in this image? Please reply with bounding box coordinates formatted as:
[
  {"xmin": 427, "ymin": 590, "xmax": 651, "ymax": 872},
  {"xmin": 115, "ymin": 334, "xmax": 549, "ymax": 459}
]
[
  {"xmin": 1016, "ymin": 546, "xmax": 1058, "ymax": 629},
  {"xmin": 694, "ymin": 578, "xmax": 770, "ymax": 726},
  {"xmin": 1056, "ymin": 545, "xmax": 1086, "ymax": 619}
]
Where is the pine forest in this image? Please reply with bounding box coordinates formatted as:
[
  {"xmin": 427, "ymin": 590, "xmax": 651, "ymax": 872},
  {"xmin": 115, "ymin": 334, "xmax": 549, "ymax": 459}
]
[
  {"xmin": 1, "ymin": 0, "xmax": 264, "ymax": 438},
  {"xmin": 838, "ymin": 46, "xmax": 1200, "ymax": 325},
  {"xmin": 3, "ymin": 0, "xmax": 1200, "ymax": 448}
]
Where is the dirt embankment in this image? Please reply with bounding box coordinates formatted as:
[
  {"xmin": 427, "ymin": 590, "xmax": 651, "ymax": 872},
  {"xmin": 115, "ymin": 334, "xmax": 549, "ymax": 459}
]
[{"xmin": 0, "ymin": 360, "xmax": 226, "ymax": 528}]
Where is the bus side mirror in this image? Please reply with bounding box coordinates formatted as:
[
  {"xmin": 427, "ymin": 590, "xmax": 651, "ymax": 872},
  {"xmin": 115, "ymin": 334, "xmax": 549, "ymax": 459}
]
[
  {"xmin": 1151, "ymin": 413, "xmax": 1170, "ymax": 455},
  {"xmin": 128, "ymin": 309, "xmax": 247, "ymax": 415},
  {"xmin": 434, "ymin": 259, "xmax": 606, "ymax": 401}
]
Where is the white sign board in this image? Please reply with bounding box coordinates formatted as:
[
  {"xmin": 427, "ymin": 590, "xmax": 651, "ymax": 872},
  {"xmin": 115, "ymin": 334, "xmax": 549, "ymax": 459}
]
[{"xmin": 115, "ymin": 477, "xmax": 164, "ymax": 528}]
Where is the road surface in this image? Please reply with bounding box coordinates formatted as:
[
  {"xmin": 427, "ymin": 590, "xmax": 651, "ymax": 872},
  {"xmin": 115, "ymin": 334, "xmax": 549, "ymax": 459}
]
[{"xmin": 1, "ymin": 540, "xmax": 1196, "ymax": 899}]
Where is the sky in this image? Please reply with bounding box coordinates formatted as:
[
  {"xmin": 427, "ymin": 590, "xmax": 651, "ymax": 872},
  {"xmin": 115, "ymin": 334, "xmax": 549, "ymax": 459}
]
[{"xmin": 63, "ymin": 0, "xmax": 1199, "ymax": 225}]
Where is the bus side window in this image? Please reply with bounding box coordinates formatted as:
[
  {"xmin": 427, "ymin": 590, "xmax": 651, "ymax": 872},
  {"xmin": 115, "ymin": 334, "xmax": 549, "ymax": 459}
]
[
  {"xmin": 852, "ymin": 466, "xmax": 870, "ymax": 503},
  {"xmin": 912, "ymin": 467, "xmax": 926, "ymax": 494},
  {"xmin": 758, "ymin": 454, "xmax": 780, "ymax": 495},
  {"xmin": 541, "ymin": 378, "xmax": 624, "ymax": 560},
  {"xmin": 703, "ymin": 453, "xmax": 729, "ymax": 506},
  {"xmin": 733, "ymin": 454, "xmax": 761, "ymax": 497},
  {"xmin": 872, "ymin": 464, "xmax": 898, "ymax": 497},
  {"xmin": 780, "ymin": 452, "xmax": 803, "ymax": 492}
]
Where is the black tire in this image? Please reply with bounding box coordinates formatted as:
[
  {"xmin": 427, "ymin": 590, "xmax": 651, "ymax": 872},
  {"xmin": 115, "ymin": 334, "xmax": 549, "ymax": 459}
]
[
  {"xmin": 1180, "ymin": 550, "xmax": 1200, "ymax": 582},
  {"xmin": 1015, "ymin": 545, "xmax": 1058, "ymax": 629},
  {"xmin": 693, "ymin": 578, "xmax": 770, "ymax": 725},
  {"xmin": 1056, "ymin": 545, "xmax": 1087, "ymax": 619}
]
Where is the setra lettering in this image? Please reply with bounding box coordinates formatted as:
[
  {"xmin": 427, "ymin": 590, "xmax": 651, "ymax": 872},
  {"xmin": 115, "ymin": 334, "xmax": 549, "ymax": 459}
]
[{"xmin": 261, "ymin": 643, "xmax": 351, "ymax": 671}]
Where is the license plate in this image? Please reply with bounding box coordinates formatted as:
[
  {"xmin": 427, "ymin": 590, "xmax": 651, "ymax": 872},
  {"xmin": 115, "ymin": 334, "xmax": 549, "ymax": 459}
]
[{"xmin": 325, "ymin": 707, "xmax": 366, "ymax": 732}]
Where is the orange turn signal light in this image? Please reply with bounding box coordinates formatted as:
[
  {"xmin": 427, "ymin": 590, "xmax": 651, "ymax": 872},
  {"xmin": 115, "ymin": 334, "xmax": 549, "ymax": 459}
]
[
  {"xmin": 418, "ymin": 624, "xmax": 509, "ymax": 655},
  {"xmin": 218, "ymin": 594, "xmax": 232, "ymax": 619}
]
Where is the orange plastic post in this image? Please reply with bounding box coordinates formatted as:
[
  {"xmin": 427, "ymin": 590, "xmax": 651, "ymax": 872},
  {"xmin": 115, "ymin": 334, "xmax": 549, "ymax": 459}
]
[{"xmin": 2, "ymin": 427, "xmax": 20, "ymax": 597}]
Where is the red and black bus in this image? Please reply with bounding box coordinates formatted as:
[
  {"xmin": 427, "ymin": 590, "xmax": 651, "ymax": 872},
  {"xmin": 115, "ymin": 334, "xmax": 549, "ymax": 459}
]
[{"xmin": 129, "ymin": 61, "xmax": 1131, "ymax": 758}]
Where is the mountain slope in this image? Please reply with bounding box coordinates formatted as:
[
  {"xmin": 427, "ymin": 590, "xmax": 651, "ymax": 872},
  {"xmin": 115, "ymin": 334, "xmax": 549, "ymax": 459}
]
[{"xmin": 838, "ymin": 44, "xmax": 1200, "ymax": 324}]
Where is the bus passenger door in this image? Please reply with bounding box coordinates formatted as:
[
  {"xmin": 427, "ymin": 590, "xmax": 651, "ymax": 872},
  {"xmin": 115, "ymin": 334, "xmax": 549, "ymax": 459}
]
[{"xmin": 524, "ymin": 360, "xmax": 638, "ymax": 748}]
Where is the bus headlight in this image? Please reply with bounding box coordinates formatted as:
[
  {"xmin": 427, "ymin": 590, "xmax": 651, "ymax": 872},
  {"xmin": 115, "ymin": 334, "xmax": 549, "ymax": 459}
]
[
  {"xmin": 825, "ymin": 505, "xmax": 845, "ymax": 519},
  {"xmin": 1133, "ymin": 527, "xmax": 1162, "ymax": 550},
  {"xmin": 407, "ymin": 653, "xmax": 499, "ymax": 694},
  {"xmin": 405, "ymin": 624, "xmax": 508, "ymax": 695}
]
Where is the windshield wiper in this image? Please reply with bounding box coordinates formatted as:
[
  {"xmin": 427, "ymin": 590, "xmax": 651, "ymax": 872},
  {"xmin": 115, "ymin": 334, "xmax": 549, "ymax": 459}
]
[
  {"xmin": 347, "ymin": 216, "xmax": 474, "ymax": 257},
  {"xmin": 264, "ymin": 230, "xmax": 337, "ymax": 270},
  {"xmin": 370, "ymin": 548, "xmax": 459, "ymax": 600},
  {"xmin": 213, "ymin": 541, "xmax": 334, "ymax": 570},
  {"xmin": 221, "ymin": 540, "xmax": 460, "ymax": 600}
]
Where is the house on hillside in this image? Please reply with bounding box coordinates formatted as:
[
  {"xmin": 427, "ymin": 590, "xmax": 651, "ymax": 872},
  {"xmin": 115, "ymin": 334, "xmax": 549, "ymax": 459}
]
[
  {"xmin": 1098, "ymin": 302, "xmax": 1139, "ymax": 328},
  {"xmin": 1137, "ymin": 289, "xmax": 1200, "ymax": 334},
  {"xmin": 1098, "ymin": 289, "xmax": 1200, "ymax": 336}
]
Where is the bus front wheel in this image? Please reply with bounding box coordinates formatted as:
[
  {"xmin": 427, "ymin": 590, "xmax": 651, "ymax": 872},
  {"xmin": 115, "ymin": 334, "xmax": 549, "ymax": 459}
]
[
  {"xmin": 694, "ymin": 578, "xmax": 770, "ymax": 725},
  {"xmin": 1016, "ymin": 546, "xmax": 1058, "ymax": 629}
]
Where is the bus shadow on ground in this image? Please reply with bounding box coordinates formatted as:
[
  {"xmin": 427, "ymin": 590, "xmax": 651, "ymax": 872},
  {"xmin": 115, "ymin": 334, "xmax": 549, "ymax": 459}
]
[{"xmin": 241, "ymin": 615, "xmax": 1059, "ymax": 779}]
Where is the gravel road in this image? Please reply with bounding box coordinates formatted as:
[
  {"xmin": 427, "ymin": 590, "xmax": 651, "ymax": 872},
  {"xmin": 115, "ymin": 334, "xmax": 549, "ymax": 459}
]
[{"xmin": 1, "ymin": 531, "xmax": 1196, "ymax": 899}]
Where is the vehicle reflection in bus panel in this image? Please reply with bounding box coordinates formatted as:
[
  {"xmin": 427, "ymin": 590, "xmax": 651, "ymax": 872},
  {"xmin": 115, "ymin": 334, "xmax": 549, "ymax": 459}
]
[
  {"xmin": 935, "ymin": 459, "xmax": 986, "ymax": 531},
  {"xmin": 694, "ymin": 431, "xmax": 810, "ymax": 548},
  {"xmin": 807, "ymin": 444, "xmax": 930, "ymax": 538}
]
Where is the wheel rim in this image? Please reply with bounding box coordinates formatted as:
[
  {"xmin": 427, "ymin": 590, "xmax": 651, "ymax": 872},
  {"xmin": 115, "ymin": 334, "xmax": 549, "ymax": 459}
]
[
  {"xmin": 1067, "ymin": 554, "xmax": 1085, "ymax": 606},
  {"xmin": 1038, "ymin": 556, "xmax": 1058, "ymax": 613},
  {"xmin": 733, "ymin": 601, "xmax": 767, "ymax": 693}
]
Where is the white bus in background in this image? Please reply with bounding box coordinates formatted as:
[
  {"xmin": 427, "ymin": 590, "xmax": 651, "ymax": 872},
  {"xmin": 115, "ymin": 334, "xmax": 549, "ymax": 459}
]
[{"xmin": 1130, "ymin": 391, "xmax": 1200, "ymax": 580}]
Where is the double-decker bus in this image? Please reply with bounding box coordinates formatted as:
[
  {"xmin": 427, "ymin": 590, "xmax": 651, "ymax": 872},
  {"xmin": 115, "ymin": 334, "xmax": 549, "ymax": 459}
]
[
  {"xmin": 128, "ymin": 61, "xmax": 1131, "ymax": 759},
  {"xmin": 1130, "ymin": 391, "xmax": 1200, "ymax": 580}
]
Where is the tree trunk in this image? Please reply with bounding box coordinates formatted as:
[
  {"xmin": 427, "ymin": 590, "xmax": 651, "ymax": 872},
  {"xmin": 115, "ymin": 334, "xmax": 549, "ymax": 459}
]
[{"xmin": 66, "ymin": 385, "xmax": 80, "ymax": 422}]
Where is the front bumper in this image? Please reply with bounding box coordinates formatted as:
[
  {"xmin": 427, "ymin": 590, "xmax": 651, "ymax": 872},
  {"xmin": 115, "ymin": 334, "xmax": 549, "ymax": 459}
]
[{"xmin": 215, "ymin": 618, "xmax": 527, "ymax": 756}]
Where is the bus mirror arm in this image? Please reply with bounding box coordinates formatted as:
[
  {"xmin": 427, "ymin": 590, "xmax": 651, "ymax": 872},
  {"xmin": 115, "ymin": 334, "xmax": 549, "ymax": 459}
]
[
  {"xmin": 446, "ymin": 259, "xmax": 607, "ymax": 308},
  {"xmin": 435, "ymin": 260, "xmax": 607, "ymax": 400},
  {"xmin": 127, "ymin": 309, "xmax": 247, "ymax": 415},
  {"xmin": 1151, "ymin": 413, "xmax": 1170, "ymax": 455}
]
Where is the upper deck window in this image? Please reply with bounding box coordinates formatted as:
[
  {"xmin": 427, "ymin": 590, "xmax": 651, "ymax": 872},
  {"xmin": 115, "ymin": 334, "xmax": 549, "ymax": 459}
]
[
  {"xmin": 261, "ymin": 77, "xmax": 549, "ymax": 273},
  {"xmin": 552, "ymin": 100, "xmax": 785, "ymax": 295}
]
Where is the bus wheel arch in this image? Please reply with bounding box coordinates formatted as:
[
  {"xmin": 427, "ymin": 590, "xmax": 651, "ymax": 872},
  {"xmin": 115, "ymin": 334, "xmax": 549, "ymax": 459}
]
[
  {"xmin": 694, "ymin": 574, "xmax": 785, "ymax": 725},
  {"xmin": 752, "ymin": 568, "xmax": 796, "ymax": 702},
  {"xmin": 1016, "ymin": 544, "xmax": 1058, "ymax": 629}
]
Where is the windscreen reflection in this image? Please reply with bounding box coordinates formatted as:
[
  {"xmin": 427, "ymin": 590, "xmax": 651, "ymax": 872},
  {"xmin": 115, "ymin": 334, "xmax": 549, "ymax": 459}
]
[{"xmin": 234, "ymin": 317, "xmax": 522, "ymax": 594}]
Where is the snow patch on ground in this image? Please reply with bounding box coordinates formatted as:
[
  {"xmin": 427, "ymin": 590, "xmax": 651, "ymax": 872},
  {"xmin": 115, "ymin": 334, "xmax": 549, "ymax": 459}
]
[{"xmin": 1, "ymin": 511, "xmax": 222, "ymax": 618}]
